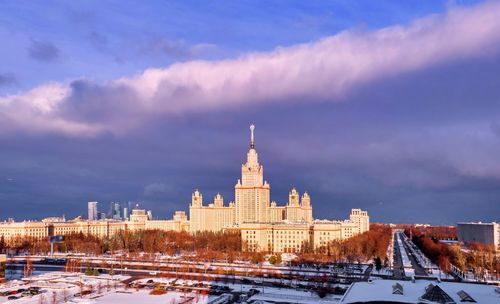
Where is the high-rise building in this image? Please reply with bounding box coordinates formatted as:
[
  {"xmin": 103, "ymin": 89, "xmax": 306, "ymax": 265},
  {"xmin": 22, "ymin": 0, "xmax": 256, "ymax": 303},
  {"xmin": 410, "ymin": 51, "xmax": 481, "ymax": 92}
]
[
  {"xmin": 128, "ymin": 201, "xmax": 133, "ymax": 216},
  {"xmin": 108, "ymin": 202, "xmax": 114, "ymax": 218},
  {"xmin": 123, "ymin": 207, "xmax": 129, "ymax": 220},
  {"xmin": 187, "ymin": 125, "xmax": 369, "ymax": 252},
  {"xmin": 87, "ymin": 201, "xmax": 98, "ymax": 221},
  {"xmin": 147, "ymin": 210, "xmax": 153, "ymax": 220},
  {"xmin": 113, "ymin": 202, "xmax": 121, "ymax": 220}
]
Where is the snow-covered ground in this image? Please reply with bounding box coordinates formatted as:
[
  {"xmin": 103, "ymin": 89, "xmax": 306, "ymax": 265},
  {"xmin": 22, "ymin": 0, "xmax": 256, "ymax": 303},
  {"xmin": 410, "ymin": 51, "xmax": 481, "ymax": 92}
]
[
  {"xmin": 0, "ymin": 272, "xmax": 128, "ymax": 304},
  {"xmin": 0, "ymin": 272, "xmax": 346, "ymax": 304},
  {"xmin": 80, "ymin": 290, "xmax": 210, "ymax": 304}
]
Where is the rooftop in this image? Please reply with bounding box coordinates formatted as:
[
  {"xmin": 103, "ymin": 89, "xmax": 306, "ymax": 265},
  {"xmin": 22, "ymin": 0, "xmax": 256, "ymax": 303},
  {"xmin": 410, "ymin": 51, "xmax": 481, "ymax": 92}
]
[{"xmin": 341, "ymin": 279, "xmax": 498, "ymax": 303}]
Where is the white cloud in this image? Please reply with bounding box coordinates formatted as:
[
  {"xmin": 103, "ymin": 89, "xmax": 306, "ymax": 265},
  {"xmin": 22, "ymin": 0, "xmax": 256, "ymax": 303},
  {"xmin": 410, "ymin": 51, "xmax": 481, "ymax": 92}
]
[{"xmin": 2, "ymin": 1, "xmax": 500, "ymax": 135}]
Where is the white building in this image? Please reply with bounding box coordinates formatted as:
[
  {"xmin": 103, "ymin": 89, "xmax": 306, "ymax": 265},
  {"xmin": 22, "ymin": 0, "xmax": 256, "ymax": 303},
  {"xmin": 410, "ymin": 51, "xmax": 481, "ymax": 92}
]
[
  {"xmin": 457, "ymin": 222, "xmax": 499, "ymax": 249},
  {"xmin": 189, "ymin": 125, "xmax": 369, "ymax": 252}
]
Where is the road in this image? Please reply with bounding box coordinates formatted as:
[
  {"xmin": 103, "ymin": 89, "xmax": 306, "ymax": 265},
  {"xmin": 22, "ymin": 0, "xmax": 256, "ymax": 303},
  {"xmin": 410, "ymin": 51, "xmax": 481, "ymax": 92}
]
[
  {"xmin": 392, "ymin": 233, "xmax": 405, "ymax": 279},
  {"xmin": 399, "ymin": 234, "xmax": 428, "ymax": 276}
]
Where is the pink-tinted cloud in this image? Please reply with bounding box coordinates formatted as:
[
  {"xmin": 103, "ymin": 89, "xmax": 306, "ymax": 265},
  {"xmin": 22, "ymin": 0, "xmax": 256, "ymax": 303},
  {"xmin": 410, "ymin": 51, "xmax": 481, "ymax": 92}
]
[{"xmin": 2, "ymin": 1, "xmax": 500, "ymax": 136}]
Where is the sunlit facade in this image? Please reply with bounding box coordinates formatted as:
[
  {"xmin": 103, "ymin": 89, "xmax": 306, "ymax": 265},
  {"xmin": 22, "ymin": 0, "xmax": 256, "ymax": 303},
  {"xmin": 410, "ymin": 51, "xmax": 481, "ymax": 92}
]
[{"xmin": 189, "ymin": 125, "xmax": 369, "ymax": 252}]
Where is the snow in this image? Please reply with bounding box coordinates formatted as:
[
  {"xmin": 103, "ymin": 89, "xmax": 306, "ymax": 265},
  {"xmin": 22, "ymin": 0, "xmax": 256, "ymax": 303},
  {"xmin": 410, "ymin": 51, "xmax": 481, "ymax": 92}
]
[
  {"xmin": 86, "ymin": 290, "xmax": 210, "ymax": 304},
  {"xmin": 0, "ymin": 271, "xmax": 348, "ymax": 304},
  {"xmin": 341, "ymin": 279, "xmax": 499, "ymax": 303},
  {"xmin": 0, "ymin": 272, "xmax": 128, "ymax": 304}
]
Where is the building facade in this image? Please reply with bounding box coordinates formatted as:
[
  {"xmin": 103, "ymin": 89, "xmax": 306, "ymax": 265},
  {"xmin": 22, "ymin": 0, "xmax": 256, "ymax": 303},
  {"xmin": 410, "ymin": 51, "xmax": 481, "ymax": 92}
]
[
  {"xmin": 457, "ymin": 222, "xmax": 499, "ymax": 249},
  {"xmin": 189, "ymin": 125, "xmax": 368, "ymax": 252},
  {"xmin": 0, "ymin": 209, "xmax": 190, "ymax": 246},
  {"xmin": 0, "ymin": 125, "xmax": 369, "ymax": 252},
  {"xmin": 189, "ymin": 125, "xmax": 315, "ymax": 233},
  {"xmin": 87, "ymin": 201, "xmax": 98, "ymax": 221}
]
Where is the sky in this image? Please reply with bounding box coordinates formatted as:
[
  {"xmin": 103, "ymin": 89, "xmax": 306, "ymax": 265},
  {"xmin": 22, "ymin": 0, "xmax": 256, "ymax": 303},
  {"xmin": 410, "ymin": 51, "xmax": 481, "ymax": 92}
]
[{"xmin": 0, "ymin": 0, "xmax": 499, "ymax": 224}]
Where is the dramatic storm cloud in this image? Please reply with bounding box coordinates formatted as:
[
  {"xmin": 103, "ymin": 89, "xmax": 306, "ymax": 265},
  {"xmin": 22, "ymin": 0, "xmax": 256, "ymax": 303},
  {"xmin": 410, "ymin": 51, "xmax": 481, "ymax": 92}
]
[{"xmin": 0, "ymin": 1, "xmax": 499, "ymax": 224}]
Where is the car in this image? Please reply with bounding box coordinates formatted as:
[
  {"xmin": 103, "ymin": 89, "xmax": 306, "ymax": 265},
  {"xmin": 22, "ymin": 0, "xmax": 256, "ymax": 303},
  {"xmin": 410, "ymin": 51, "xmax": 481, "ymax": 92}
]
[
  {"xmin": 149, "ymin": 271, "xmax": 158, "ymax": 276},
  {"xmin": 248, "ymin": 288, "xmax": 260, "ymax": 296},
  {"xmin": 7, "ymin": 295, "xmax": 18, "ymax": 300}
]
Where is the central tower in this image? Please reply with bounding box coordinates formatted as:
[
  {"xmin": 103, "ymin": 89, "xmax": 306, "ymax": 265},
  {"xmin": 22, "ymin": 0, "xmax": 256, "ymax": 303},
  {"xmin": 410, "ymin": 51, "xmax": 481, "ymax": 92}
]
[{"xmin": 235, "ymin": 125, "xmax": 270, "ymax": 224}]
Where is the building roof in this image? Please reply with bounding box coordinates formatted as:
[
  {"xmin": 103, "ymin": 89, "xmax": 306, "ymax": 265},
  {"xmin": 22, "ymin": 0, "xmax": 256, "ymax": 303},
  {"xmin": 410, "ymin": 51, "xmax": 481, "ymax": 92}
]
[
  {"xmin": 456, "ymin": 290, "xmax": 476, "ymax": 302},
  {"xmin": 419, "ymin": 284, "xmax": 455, "ymax": 304},
  {"xmin": 341, "ymin": 279, "xmax": 498, "ymax": 304}
]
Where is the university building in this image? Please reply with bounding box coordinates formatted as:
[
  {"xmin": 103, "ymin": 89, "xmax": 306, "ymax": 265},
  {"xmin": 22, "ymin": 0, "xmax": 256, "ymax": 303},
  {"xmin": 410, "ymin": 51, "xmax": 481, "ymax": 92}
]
[{"xmin": 0, "ymin": 125, "xmax": 369, "ymax": 253}]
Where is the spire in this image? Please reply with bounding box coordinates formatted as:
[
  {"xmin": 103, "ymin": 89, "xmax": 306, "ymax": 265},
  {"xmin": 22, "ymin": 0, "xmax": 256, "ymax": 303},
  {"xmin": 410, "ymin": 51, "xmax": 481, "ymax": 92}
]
[{"xmin": 250, "ymin": 124, "xmax": 255, "ymax": 149}]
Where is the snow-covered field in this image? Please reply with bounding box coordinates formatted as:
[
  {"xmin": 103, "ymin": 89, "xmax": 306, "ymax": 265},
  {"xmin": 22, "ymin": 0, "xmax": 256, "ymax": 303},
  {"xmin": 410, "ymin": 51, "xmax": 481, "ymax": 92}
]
[
  {"xmin": 0, "ymin": 272, "xmax": 128, "ymax": 304},
  {"xmin": 0, "ymin": 272, "xmax": 346, "ymax": 304}
]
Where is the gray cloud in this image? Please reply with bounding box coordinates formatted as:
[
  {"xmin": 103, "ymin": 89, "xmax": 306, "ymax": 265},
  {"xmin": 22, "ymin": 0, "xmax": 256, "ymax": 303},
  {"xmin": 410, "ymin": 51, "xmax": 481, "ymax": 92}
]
[
  {"xmin": 144, "ymin": 183, "xmax": 173, "ymax": 197},
  {"xmin": 0, "ymin": 73, "xmax": 17, "ymax": 87},
  {"xmin": 143, "ymin": 38, "xmax": 216, "ymax": 59},
  {"xmin": 28, "ymin": 39, "xmax": 60, "ymax": 62},
  {"xmin": 87, "ymin": 31, "xmax": 108, "ymax": 52}
]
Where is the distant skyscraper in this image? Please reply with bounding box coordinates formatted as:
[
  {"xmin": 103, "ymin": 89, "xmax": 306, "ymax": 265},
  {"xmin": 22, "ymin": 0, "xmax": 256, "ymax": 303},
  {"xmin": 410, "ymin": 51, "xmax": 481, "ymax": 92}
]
[
  {"xmin": 88, "ymin": 201, "xmax": 98, "ymax": 221},
  {"xmin": 113, "ymin": 202, "xmax": 121, "ymax": 220},
  {"xmin": 108, "ymin": 202, "xmax": 114, "ymax": 218},
  {"xmin": 147, "ymin": 210, "xmax": 153, "ymax": 220},
  {"xmin": 99, "ymin": 212, "xmax": 106, "ymax": 220},
  {"xmin": 123, "ymin": 207, "xmax": 129, "ymax": 220}
]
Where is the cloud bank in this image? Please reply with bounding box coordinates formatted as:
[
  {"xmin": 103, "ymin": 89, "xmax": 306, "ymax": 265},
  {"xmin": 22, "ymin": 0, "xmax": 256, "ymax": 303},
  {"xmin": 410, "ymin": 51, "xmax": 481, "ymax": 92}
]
[{"xmin": 2, "ymin": 1, "xmax": 500, "ymax": 136}]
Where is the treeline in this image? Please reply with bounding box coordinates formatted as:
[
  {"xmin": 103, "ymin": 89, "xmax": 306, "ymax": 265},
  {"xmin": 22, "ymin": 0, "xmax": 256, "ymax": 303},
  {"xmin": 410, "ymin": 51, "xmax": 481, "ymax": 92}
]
[
  {"xmin": 405, "ymin": 225, "xmax": 457, "ymax": 240},
  {"xmin": 3, "ymin": 225, "xmax": 392, "ymax": 266},
  {"xmin": 4, "ymin": 230, "xmax": 243, "ymax": 259},
  {"xmin": 409, "ymin": 229, "xmax": 499, "ymax": 276},
  {"xmin": 296, "ymin": 224, "xmax": 392, "ymax": 265}
]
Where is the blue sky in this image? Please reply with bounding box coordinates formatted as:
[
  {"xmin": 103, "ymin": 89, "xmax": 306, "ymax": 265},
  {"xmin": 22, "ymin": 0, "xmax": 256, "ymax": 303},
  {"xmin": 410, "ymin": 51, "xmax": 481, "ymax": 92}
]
[{"xmin": 0, "ymin": 0, "xmax": 499, "ymax": 224}]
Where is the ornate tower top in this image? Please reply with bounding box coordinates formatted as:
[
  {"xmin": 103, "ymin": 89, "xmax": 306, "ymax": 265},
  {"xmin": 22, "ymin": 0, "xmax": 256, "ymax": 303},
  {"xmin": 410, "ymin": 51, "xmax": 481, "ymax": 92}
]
[{"xmin": 250, "ymin": 124, "xmax": 255, "ymax": 149}]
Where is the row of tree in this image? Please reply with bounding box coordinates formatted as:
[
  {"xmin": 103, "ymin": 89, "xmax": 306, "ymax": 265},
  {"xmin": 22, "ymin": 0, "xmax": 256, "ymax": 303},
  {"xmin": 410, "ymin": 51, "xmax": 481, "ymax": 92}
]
[
  {"xmin": 2, "ymin": 224, "xmax": 392, "ymax": 266},
  {"xmin": 407, "ymin": 228, "xmax": 499, "ymax": 277},
  {"xmin": 294, "ymin": 224, "xmax": 392, "ymax": 265},
  {"xmin": 3, "ymin": 230, "xmax": 242, "ymax": 258},
  {"xmin": 405, "ymin": 225, "xmax": 457, "ymax": 240}
]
